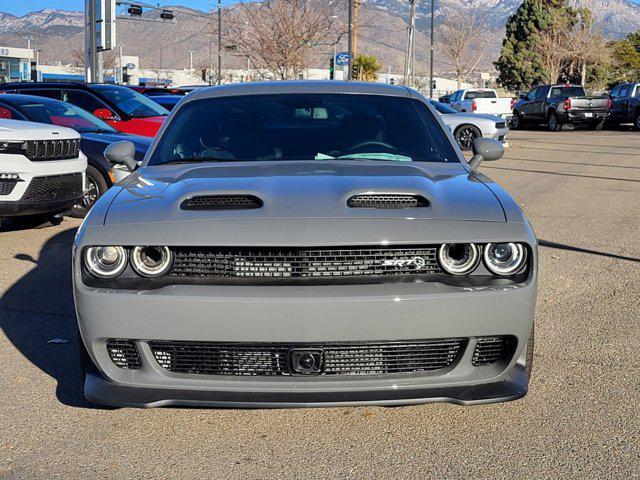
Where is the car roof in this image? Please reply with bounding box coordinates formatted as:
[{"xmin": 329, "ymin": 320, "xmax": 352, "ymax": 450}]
[
  {"xmin": 0, "ymin": 93, "xmax": 66, "ymax": 104},
  {"xmin": 187, "ymin": 81, "xmax": 413, "ymax": 101}
]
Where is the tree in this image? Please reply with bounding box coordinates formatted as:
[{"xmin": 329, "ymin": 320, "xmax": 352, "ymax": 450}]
[
  {"xmin": 438, "ymin": 2, "xmax": 489, "ymax": 89},
  {"xmin": 495, "ymin": 0, "xmax": 562, "ymax": 90},
  {"xmin": 352, "ymin": 53, "xmax": 381, "ymax": 81},
  {"xmin": 231, "ymin": 0, "xmax": 342, "ymax": 80},
  {"xmin": 607, "ymin": 32, "xmax": 640, "ymax": 85}
]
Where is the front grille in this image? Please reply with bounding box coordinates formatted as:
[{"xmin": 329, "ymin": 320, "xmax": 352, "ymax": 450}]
[
  {"xmin": 169, "ymin": 246, "xmax": 442, "ymax": 281},
  {"xmin": 148, "ymin": 338, "xmax": 467, "ymax": 376},
  {"xmin": 23, "ymin": 139, "xmax": 80, "ymax": 161},
  {"xmin": 22, "ymin": 173, "xmax": 83, "ymax": 202},
  {"xmin": 348, "ymin": 194, "xmax": 429, "ymax": 209},
  {"xmin": 0, "ymin": 180, "xmax": 17, "ymax": 196},
  {"xmin": 181, "ymin": 195, "xmax": 263, "ymax": 210},
  {"xmin": 472, "ymin": 336, "xmax": 516, "ymax": 366},
  {"xmin": 106, "ymin": 339, "xmax": 141, "ymax": 369}
]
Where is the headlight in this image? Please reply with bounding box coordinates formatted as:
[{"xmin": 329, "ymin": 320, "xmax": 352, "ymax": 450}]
[
  {"xmin": 130, "ymin": 246, "xmax": 173, "ymax": 277},
  {"xmin": 84, "ymin": 246, "xmax": 127, "ymax": 278},
  {"xmin": 483, "ymin": 242, "xmax": 527, "ymax": 275},
  {"xmin": 438, "ymin": 243, "xmax": 480, "ymax": 275}
]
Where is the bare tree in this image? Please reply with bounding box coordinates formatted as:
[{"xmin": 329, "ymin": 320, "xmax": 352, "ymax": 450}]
[
  {"xmin": 438, "ymin": 3, "xmax": 489, "ymax": 89},
  {"xmin": 230, "ymin": 0, "xmax": 343, "ymax": 80},
  {"xmin": 562, "ymin": 8, "xmax": 612, "ymax": 86}
]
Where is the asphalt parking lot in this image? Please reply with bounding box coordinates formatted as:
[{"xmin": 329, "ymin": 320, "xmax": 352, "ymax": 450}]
[{"xmin": 1, "ymin": 128, "xmax": 639, "ymax": 479}]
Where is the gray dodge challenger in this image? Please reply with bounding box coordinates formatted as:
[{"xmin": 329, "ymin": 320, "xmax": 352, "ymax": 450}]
[{"xmin": 74, "ymin": 81, "xmax": 537, "ymax": 408}]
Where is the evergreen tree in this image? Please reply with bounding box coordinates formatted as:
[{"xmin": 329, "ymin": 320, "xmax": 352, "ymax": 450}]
[{"xmin": 495, "ymin": 0, "xmax": 559, "ymax": 90}]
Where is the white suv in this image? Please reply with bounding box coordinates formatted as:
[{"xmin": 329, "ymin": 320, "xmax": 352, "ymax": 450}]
[{"xmin": 0, "ymin": 119, "xmax": 87, "ymax": 223}]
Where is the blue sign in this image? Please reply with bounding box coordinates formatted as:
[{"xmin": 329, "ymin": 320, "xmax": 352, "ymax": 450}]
[{"xmin": 335, "ymin": 52, "xmax": 350, "ymax": 66}]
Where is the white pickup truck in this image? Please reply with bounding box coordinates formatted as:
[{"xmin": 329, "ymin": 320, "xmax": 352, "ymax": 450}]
[{"xmin": 448, "ymin": 88, "xmax": 513, "ymax": 119}]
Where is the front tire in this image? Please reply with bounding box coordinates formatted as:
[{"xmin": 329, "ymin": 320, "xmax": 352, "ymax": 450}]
[
  {"xmin": 548, "ymin": 112, "xmax": 562, "ymax": 132},
  {"xmin": 454, "ymin": 125, "xmax": 481, "ymax": 150},
  {"xmin": 634, "ymin": 111, "xmax": 640, "ymax": 131},
  {"xmin": 71, "ymin": 165, "xmax": 109, "ymax": 218},
  {"xmin": 510, "ymin": 111, "xmax": 523, "ymax": 130}
]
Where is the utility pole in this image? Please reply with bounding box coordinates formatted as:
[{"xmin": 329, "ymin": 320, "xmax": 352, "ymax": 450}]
[
  {"xmin": 429, "ymin": 0, "xmax": 435, "ymax": 99},
  {"xmin": 404, "ymin": 0, "xmax": 416, "ymax": 87},
  {"xmin": 353, "ymin": 0, "xmax": 360, "ymax": 59},
  {"xmin": 347, "ymin": 0, "xmax": 354, "ymax": 80},
  {"xmin": 85, "ymin": 0, "xmax": 98, "ymax": 82},
  {"xmin": 188, "ymin": 49, "xmax": 194, "ymax": 76},
  {"xmin": 217, "ymin": 0, "xmax": 222, "ymax": 85},
  {"xmin": 118, "ymin": 44, "xmax": 124, "ymax": 84}
]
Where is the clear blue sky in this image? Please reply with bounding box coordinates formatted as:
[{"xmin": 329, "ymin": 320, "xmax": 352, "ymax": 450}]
[{"xmin": 2, "ymin": 1, "xmax": 233, "ymax": 16}]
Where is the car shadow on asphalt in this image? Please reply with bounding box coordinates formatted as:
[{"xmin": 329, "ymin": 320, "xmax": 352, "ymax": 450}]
[{"xmin": 0, "ymin": 227, "xmax": 93, "ymax": 408}]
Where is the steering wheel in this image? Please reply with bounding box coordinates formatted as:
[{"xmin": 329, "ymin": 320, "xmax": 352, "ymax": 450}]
[{"xmin": 348, "ymin": 140, "xmax": 396, "ymax": 152}]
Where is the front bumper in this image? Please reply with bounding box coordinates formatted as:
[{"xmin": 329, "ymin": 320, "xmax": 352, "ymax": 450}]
[
  {"xmin": 76, "ymin": 277, "xmax": 536, "ymax": 408},
  {"xmin": 0, "ymin": 195, "xmax": 83, "ymax": 217}
]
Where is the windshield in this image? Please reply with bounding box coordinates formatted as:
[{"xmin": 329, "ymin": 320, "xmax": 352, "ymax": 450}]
[
  {"xmin": 8, "ymin": 96, "xmax": 117, "ymax": 133},
  {"xmin": 549, "ymin": 86, "xmax": 586, "ymax": 98},
  {"xmin": 147, "ymin": 94, "xmax": 459, "ymax": 166},
  {"xmin": 91, "ymin": 84, "xmax": 169, "ymax": 118},
  {"xmin": 428, "ymin": 100, "xmax": 458, "ymax": 115}
]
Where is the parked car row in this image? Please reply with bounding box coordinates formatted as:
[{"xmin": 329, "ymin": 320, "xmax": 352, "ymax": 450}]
[{"xmin": 441, "ymin": 82, "xmax": 640, "ymax": 132}]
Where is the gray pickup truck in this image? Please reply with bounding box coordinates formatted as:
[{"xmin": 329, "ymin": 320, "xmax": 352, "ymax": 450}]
[
  {"xmin": 606, "ymin": 82, "xmax": 640, "ymax": 130},
  {"xmin": 511, "ymin": 84, "xmax": 608, "ymax": 131}
]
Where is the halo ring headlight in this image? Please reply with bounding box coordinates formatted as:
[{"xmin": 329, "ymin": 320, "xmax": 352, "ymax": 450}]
[
  {"xmin": 483, "ymin": 242, "xmax": 527, "ymax": 275},
  {"xmin": 84, "ymin": 246, "xmax": 127, "ymax": 278},
  {"xmin": 131, "ymin": 246, "xmax": 173, "ymax": 277},
  {"xmin": 437, "ymin": 243, "xmax": 480, "ymax": 275}
]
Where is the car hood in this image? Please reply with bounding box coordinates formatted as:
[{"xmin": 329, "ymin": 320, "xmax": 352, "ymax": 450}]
[
  {"xmin": 104, "ymin": 161, "xmax": 506, "ymax": 226},
  {"xmin": 0, "ymin": 119, "xmax": 79, "ymax": 141},
  {"xmin": 81, "ymin": 131, "xmax": 152, "ymax": 161}
]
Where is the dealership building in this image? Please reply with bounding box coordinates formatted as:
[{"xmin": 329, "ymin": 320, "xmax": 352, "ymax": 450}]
[{"xmin": 0, "ymin": 45, "xmax": 34, "ymax": 83}]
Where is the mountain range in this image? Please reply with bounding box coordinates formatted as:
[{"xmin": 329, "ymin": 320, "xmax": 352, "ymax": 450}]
[{"xmin": 0, "ymin": 0, "xmax": 639, "ymax": 75}]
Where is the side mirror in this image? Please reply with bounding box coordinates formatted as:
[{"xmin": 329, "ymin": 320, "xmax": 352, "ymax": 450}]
[
  {"xmin": 467, "ymin": 138, "xmax": 504, "ymax": 173},
  {"xmin": 93, "ymin": 108, "xmax": 116, "ymax": 121},
  {"xmin": 104, "ymin": 140, "xmax": 138, "ymax": 172}
]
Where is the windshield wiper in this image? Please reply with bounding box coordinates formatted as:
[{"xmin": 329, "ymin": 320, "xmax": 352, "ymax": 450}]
[{"xmin": 315, "ymin": 152, "xmax": 414, "ymax": 162}]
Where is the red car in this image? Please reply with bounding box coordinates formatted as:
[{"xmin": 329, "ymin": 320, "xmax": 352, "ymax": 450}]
[{"xmin": 0, "ymin": 82, "xmax": 169, "ymax": 137}]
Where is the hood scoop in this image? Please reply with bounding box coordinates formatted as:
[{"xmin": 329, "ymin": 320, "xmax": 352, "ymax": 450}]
[
  {"xmin": 347, "ymin": 194, "xmax": 430, "ymax": 209},
  {"xmin": 181, "ymin": 195, "xmax": 263, "ymax": 211}
]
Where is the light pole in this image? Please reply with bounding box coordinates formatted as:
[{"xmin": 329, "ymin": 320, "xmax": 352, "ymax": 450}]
[
  {"xmin": 118, "ymin": 44, "xmax": 124, "ymax": 84},
  {"xmin": 188, "ymin": 49, "xmax": 194, "ymax": 78},
  {"xmin": 347, "ymin": 0, "xmax": 354, "ymax": 80},
  {"xmin": 403, "ymin": 0, "xmax": 416, "ymax": 86},
  {"xmin": 217, "ymin": 0, "xmax": 222, "ymax": 85},
  {"xmin": 429, "ymin": 0, "xmax": 435, "ymax": 98}
]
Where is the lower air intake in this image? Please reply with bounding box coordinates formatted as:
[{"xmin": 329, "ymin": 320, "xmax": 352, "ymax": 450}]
[
  {"xmin": 472, "ymin": 336, "xmax": 517, "ymax": 366},
  {"xmin": 106, "ymin": 339, "xmax": 141, "ymax": 369},
  {"xmin": 148, "ymin": 338, "xmax": 467, "ymax": 376}
]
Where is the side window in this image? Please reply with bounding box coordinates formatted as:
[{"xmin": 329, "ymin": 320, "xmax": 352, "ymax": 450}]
[
  {"xmin": 634, "ymin": 85, "xmax": 640, "ymax": 98},
  {"xmin": 0, "ymin": 103, "xmax": 25, "ymax": 120},
  {"xmin": 535, "ymin": 87, "xmax": 547, "ymax": 100},
  {"xmin": 526, "ymin": 88, "xmax": 538, "ymax": 101},
  {"xmin": 610, "ymin": 86, "xmax": 620, "ymax": 99},
  {"xmin": 62, "ymin": 90, "xmax": 107, "ymax": 114},
  {"xmin": 19, "ymin": 89, "xmax": 62, "ymax": 100},
  {"xmin": 451, "ymin": 91, "xmax": 460, "ymax": 102},
  {"xmin": 620, "ymin": 86, "xmax": 630, "ymax": 98}
]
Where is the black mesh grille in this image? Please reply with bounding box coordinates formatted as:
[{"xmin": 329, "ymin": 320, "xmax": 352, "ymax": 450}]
[
  {"xmin": 148, "ymin": 339, "xmax": 467, "ymax": 376},
  {"xmin": 0, "ymin": 180, "xmax": 18, "ymax": 196},
  {"xmin": 106, "ymin": 339, "xmax": 141, "ymax": 369},
  {"xmin": 22, "ymin": 173, "xmax": 83, "ymax": 202},
  {"xmin": 347, "ymin": 194, "xmax": 429, "ymax": 209},
  {"xmin": 169, "ymin": 246, "xmax": 442, "ymax": 280},
  {"xmin": 181, "ymin": 195, "xmax": 263, "ymax": 210},
  {"xmin": 23, "ymin": 139, "xmax": 80, "ymax": 161},
  {"xmin": 472, "ymin": 336, "xmax": 516, "ymax": 366}
]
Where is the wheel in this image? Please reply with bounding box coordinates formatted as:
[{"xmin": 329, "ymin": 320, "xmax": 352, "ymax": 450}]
[
  {"xmin": 634, "ymin": 112, "xmax": 640, "ymax": 131},
  {"xmin": 547, "ymin": 112, "xmax": 562, "ymax": 132},
  {"xmin": 71, "ymin": 165, "xmax": 109, "ymax": 219},
  {"xmin": 510, "ymin": 111, "xmax": 523, "ymax": 130},
  {"xmin": 525, "ymin": 323, "xmax": 535, "ymax": 380},
  {"xmin": 588, "ymin": 120, "xmax": 604, "ymax": 131},
  {"xmin": 454, "ymin": 125, "xmax": 481, "ymax": 150}
]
